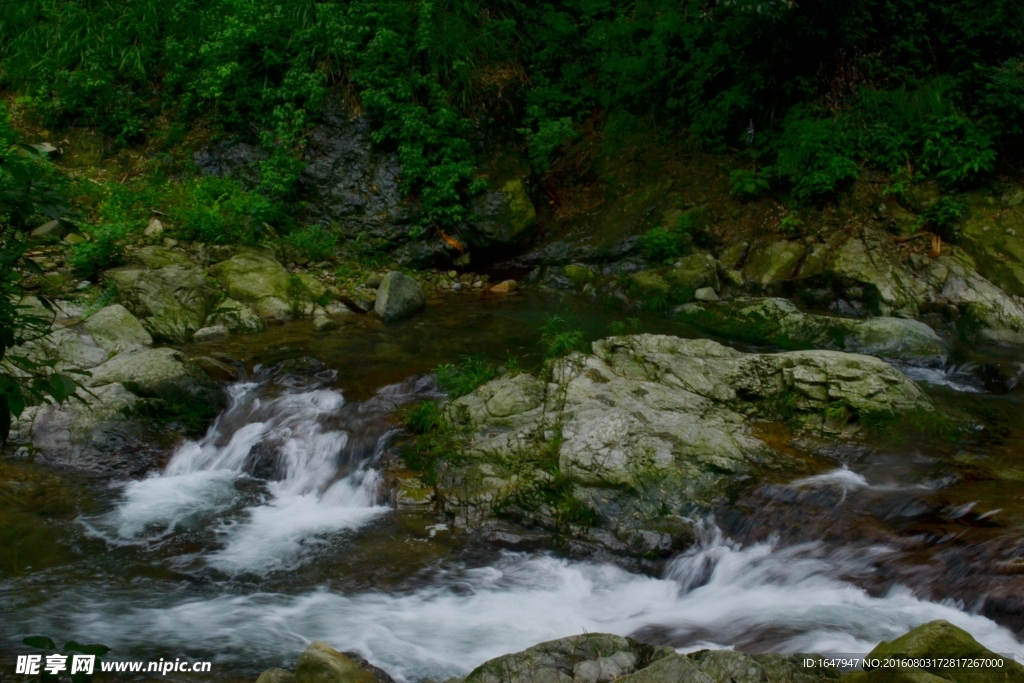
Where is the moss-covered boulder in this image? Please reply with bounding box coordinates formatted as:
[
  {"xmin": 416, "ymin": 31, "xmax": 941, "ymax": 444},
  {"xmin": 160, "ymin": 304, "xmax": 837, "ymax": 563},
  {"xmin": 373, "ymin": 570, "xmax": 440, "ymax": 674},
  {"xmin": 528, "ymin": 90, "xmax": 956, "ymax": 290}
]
[
  {"xmin": 911, "ymin": 249, "xmax": 1024, "ymax": 344},
  {"xmin": 104, "ymin": 262, "xmax": 222, "ymax": 343},
  {"xmin": 83, "ymin": 304, "xmax": 153, "ymax": 353},
  {"xmin": 87, "ymin": 347, "xmax": 222, "ymax": 408},
  {"xmin": 678, "ymin": 298, "xmax": 949, "ymax": 366},
  {"xmin": 433, "ymin": 334, "xmax": 932, "ymax": 547},
  {"xmin": 295, "ymin": 642, "xmax": 379, "ymax": 683},
  {"xmin": 668, "ymin": 253, "xmax": 719, "ymax": 302},
  {"xmin": 207, "ymin": 297, "xmax": 266, "ymax": 334},
  {"xmin": 743, "ymin": 239, "xmax": 806, "ymax": 286},
  {"xmin": 960, "ymin": 192, "xmax": 1024, "ymax": 296},
  {"xmin": 817, "ymin": 228, "xmax": 924, "ymax": 317},
  {"xmin": 374, "ymin": 271, "xmax": 425, "ymax": 322},
  {"xmin": 842, "ymin": 620, "xmax": 1024, "ymax": 683},
  {"xmin": 210, "ymin": 247, "xmax": 292, "ymax": 320}
]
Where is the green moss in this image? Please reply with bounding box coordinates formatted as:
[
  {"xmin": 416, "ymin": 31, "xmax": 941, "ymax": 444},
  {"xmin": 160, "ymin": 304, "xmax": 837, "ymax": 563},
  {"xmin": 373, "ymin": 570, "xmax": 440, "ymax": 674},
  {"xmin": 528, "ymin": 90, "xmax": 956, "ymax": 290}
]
[{"xmin": 501, "ymin": 179, "xmax": 537, "ymax": 238}]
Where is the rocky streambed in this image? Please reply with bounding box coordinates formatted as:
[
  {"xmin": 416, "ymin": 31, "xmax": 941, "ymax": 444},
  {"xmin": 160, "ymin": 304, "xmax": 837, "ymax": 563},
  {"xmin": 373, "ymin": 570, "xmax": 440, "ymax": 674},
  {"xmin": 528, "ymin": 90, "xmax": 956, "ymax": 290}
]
[{"xmin": 5, "ymin": 227, "xmax": 1024, "ymax": 679}]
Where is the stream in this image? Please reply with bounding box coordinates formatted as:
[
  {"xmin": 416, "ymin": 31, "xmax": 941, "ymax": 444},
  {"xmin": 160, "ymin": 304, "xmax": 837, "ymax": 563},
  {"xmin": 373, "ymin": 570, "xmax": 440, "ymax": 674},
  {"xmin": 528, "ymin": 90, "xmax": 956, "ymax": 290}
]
[{"xmin": 2, "ymin": 290, "xmax": 1023, "ymax": 678}]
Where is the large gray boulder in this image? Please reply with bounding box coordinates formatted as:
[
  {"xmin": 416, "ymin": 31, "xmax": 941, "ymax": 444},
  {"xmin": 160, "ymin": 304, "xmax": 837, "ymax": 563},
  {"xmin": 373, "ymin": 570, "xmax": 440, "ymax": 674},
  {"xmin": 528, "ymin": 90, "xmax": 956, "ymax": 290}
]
[
  {"xmin": 374, "ymin": 271, "xmax": 425, "ymax": 322},
  {"xmin": 104, "ymin": 262, "xmax": 222, "ymax": 343},
  {"xmin": 678, "ymin": 297, "xmax": 949, "ymax": 366},
  {"xmin": 207, "ymin": 297, "xmax": 266, "ymax": 333},
  {"xmin": 87, "ymin": 347, "xmax": 222, "ymax": 408},
  {"xmin": 83, "ymin": 304, "xmax": 153, "ymax": 353},
  {"xmin": 432, "ymin": 335, "xmax": 931, "ymax": 546},
  {"xmin": 913, "ymin": 249, "xmax": 1024, "ymax": 344},
  {"xmin": 209, "ymin": 247, "xmax": 292, "ymax": 321}
]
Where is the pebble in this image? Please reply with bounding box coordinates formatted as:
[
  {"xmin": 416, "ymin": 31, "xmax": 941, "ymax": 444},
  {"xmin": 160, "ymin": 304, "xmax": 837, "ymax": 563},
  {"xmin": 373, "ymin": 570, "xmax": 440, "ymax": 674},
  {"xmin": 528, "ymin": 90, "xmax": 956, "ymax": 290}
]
[
  {"xmin": 76, "ymin": 280, "xmax": 92, "ymax": 290},
  {"xmin": 452, "ymin": 282, "xmax": 463, "ymax": 291}
]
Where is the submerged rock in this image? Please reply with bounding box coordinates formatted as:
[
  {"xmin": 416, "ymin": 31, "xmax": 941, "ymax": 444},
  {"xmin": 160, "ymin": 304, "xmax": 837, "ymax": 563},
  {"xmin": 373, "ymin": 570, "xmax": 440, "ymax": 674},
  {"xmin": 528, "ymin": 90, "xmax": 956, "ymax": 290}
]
[
  {"xmin": 374, "ymin": 271, "xmax": 425, "ymax": 322},
  {"xmin": 678, "ymin": 298, "xmax": 949, "ymax": 366},
  {"xmin": 432, "ymin": 334, "xmax": 931, "ymax": 546}
]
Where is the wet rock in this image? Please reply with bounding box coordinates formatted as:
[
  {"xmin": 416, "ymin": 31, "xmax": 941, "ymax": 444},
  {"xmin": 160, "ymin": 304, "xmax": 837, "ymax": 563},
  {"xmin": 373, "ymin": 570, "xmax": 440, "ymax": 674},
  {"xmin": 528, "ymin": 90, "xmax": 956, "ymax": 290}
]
[
  {"xmin": 913, "ymin": 249, "xmax": 1024, "ymax": 344},
  {"xmin": 193, "ymin": 355, "xmax": 240, "ymax": 382},
  {"xmin": 801, "ymin": 228, "xmax": 924, "ymax": 317},
  {"xmin": 959, "ymin": 192, "xmax": 1024, "ymax": 296},
  {"xmin": 193, "ymin": 325, "xmax": 229, "ymax": 343},
  {"xmin": 743, "ymin": 239, "xmax": 806, "ymax": 286},
  {"xmin": 104, "ymin": 262, "xmax": 222, "ymax": 343},
  {"xmin": 463, "ymin": 634, "xmax": 671, "ymax": 683},
  {"xmin": 87, "ymin": 347, "xmax": 222, "ymax": 408},
  {"xmin": 845, "ymin": 620, "xmax": 1024, "ymax": 683},
  {"xmin": 438, "ymin": 335, "xmax": 931, "ymax": 539},
  {"xmin": 210, "ymin": 247, "xmax": 292, "ymax": 321},
  {"xmin": 12, "ymin": 382, "xmax": 149, "ymax": 473},
  {"xmin": 668, "ymin": 253, "xmax": 720, "ymax": 302},
  {"xmin": 256, "ymin": 669, "xmax": 296, "ymax": 683},
  {"xmin": 490, "ymin": 280, "xmax": 518, "ymax": 294},
  {"xmin": 465, "ymin": 178, "xmax": 537, "ymax": 248},
  {"xmin": 295, "ymin": 641, "xmax": 377, "ymax": 683},
  {"xmin": 374, "ymin": 271, "xmax": 425, "ymax": 322},
  {"xmin": 678, "ymin": 298, "xmax": 950, "ymax": 366},
  {"xmin": 83, "ymin": 304, "xmax": 153, "ymax": 354},
  {"xmin": 313, "ymin": 315, "xmax": 339, "ymax": 332},
  {"xmin": 207, "ymin": 298, "xmax": 266, "ymax": 334}
]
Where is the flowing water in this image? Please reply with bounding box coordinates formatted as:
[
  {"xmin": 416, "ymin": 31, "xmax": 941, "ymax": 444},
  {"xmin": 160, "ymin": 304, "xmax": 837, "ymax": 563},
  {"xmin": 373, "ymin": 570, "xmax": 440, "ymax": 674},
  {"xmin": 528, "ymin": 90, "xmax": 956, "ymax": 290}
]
[{"xmin": 2, "ymin": 290, "xmax": 1024, "ymax": 678}]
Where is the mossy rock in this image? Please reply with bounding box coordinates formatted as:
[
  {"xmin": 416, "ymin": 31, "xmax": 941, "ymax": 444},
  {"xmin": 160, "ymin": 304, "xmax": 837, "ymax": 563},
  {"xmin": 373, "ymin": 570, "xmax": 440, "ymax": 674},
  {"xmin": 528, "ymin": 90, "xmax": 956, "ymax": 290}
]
[
  {"xmin": 857, "ymin": 620, "xmax": 1024, "ymax": 683},
  {"xmin": 960, "ymin": 191, "xmax": 1024, "ymax": 296},
  {"xmin": 564, "ymin": 264, "xmax": 596, "ymax": 287},
  {"xmin": 295, "ymin": 642, "xmax": 378, "ymax": 683},
  {"xmin": 743, "ymin": 239, "xmax": 806, "ymax": 286}
]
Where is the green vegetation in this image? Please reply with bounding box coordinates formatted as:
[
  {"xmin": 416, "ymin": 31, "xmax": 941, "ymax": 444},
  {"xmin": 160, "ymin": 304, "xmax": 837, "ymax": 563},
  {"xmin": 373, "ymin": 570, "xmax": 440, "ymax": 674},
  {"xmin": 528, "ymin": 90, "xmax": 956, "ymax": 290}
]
[
  {"xmin": 1, "ymin": 0, "xmax": 1022, "ymax": 233},
  {"xmin": 540, "ymin": 316, "xmax": 587, "ymax": 360},
  {"xmin": 0, "ymin": 107, "xmax": 86, "ymax": 441},
  {"xmin": 435, "ymin": 355, "xmax": 501, "ymax": 398}
]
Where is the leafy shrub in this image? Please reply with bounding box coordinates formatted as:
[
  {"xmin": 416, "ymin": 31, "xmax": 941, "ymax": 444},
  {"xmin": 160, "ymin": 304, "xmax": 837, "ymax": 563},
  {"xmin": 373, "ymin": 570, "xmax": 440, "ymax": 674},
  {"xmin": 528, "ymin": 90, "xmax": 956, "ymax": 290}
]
[
  {"xmin": 774, "ymin": 112, "xmax": 859, "ymax": 203},
  {"xmin": 71, "ymin": 222, "xmax": 130, "ymax": 275},
  {"xmin": 917, "ymin": 195, "xmax": 967, "ymax": 241},
  {"xmin": 285, "ymin": 225, "xmax": 338, "ymax": 261},
  {"xmin": 730, "ymin": 169, "xmax": 771, "ymax": 199}
]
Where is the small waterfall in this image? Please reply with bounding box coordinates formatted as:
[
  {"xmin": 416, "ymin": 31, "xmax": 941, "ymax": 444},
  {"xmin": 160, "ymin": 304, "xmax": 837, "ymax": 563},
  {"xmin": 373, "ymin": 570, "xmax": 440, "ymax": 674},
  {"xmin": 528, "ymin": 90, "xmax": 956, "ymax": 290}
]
[{"xmin": 88, "ymin": 362, "xmax": 439, "ymax": 575}]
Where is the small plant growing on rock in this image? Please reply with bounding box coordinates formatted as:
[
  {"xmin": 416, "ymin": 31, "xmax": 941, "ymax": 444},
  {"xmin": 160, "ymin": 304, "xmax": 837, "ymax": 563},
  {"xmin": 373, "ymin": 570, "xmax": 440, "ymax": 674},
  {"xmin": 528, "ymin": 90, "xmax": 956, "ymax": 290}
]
[
  {"xmin": 729, "ymin": 168, "xmax": 771, "ymax": 200},
  {"xmin": 541, "ymin": 316, "xmax": 587, "ymax": 360},
  {"xmin": 435, "ymin": 355, "xmax": 499, "ymax": 397}
]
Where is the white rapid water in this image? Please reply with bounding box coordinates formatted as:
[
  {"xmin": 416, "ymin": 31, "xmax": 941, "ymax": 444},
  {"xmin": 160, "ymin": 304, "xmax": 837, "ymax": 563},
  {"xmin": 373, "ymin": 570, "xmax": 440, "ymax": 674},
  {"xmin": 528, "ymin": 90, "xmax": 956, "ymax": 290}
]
[
  {"xmin": 85, "ymin": 373, "xmax": 404, "ymax": 574},
  {"xmin": 49, "ymin": 370, "xmax": 1018, "ymax": 679},
  {"xmin": 27, "ymin": 528, "xmax": 1021, "ymax": 681}
]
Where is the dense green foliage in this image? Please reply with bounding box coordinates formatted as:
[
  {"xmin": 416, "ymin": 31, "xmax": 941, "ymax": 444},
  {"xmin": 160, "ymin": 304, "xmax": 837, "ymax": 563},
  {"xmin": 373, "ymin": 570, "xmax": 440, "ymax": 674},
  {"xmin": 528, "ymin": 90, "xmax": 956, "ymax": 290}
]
[
  {"xmin": 3, "ymin": 0, "xmax": 1024, "ymax": 222},
  {"xmin": 0, "ymin": 106, "xmax": 84, "ymax": 441}
]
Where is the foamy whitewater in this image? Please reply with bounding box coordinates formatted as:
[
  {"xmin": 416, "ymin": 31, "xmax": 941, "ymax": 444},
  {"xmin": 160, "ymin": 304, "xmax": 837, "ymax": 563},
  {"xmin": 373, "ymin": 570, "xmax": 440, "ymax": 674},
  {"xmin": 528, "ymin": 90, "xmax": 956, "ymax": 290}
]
[{"xmin": 15, "ymin": 376, "xmax": 1016, "ymax": 679}]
